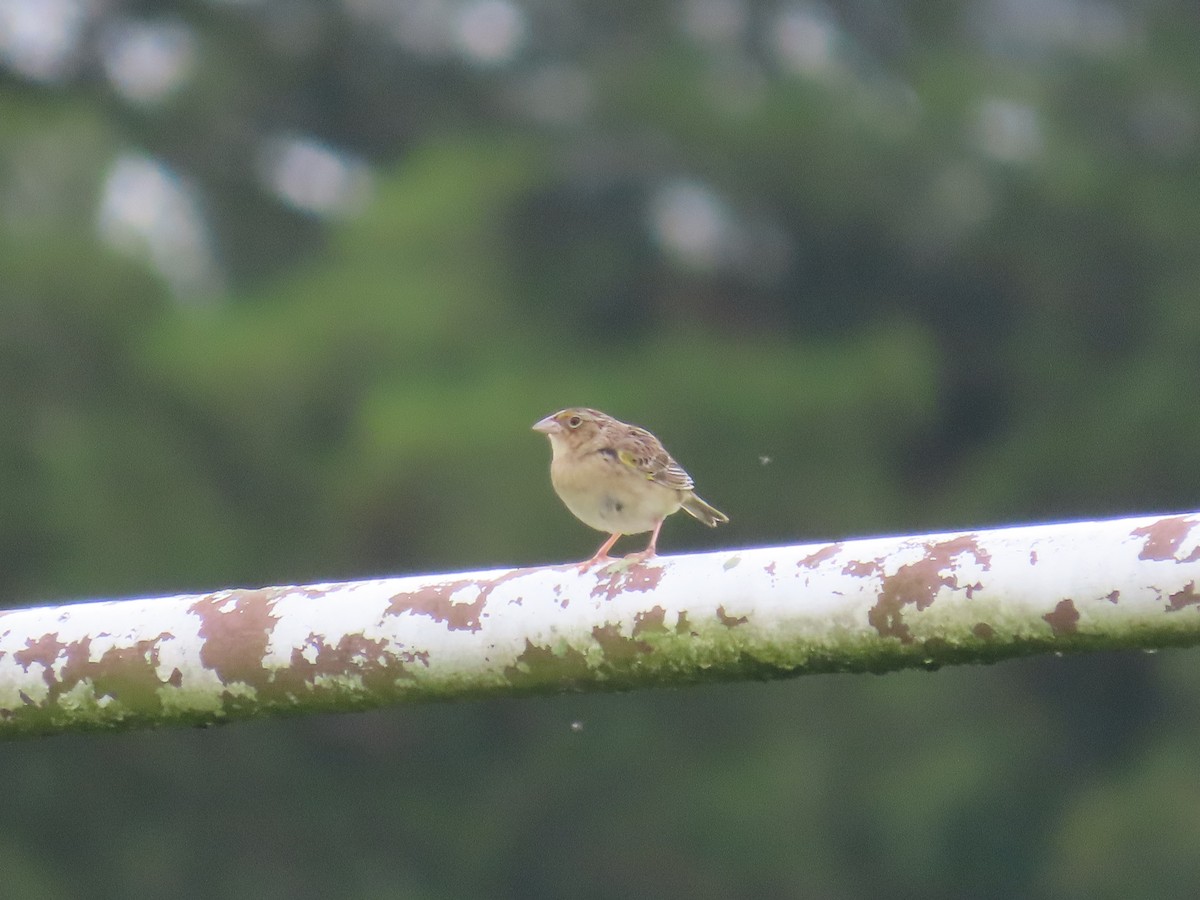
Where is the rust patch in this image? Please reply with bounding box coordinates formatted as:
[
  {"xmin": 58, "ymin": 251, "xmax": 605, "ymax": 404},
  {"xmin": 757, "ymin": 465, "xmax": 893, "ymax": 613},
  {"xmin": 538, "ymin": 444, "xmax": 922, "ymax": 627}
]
[
  {"xmin": 1030, "ymin": 550, "xmax": 1038, "ymax": 565},
  {"xmin": 1166, "ymin": 582, "xmax": 1200, "ymax": 612},
  {"xmin": 940, "ymin": 535, "xmax": 993, "ymax": 570},
  {"xmin": 632, "ymin": 606, "xmax": 668, "ymax": 637},
  {"xmin": 1106, "ymin": 590, "xmax": 1120, "ymax": 604},
  {"xmin": 1043, "ymin": 599, "xmax": 1080, "ymax": 635},
  {"xmin": 675, "ymin": 611, "xmax": 695, "ymax": 636},
  {"xmin": 1133, "ymin": 516, "xmax": 1200, "ymax": 561},
  {"xmin": 765, "ymin": 562, "xmax": 776, "ymax": 576},
  {"xmin": 591, "ymin": 623, "xmax": 653, "ymax": 661},
  {"xmin": 190, "ymin": 589, "xmax": 283, "ymax": 687},
  {"xmin": 57, "ymin": 637, "xmax": 95, "ymax": 685},
  {"xmin": 13, "ymin": 633, "xmax": 69, "ymax": 686},
  {"xmin": 504, "ymin": 639, "xmax": 592, "ymax": 684},
  {"xmin": 972, "ymin": 623, "xmax": 995, "ymax": 640},
  {"xmin": 278, "ymin": 632, "xmax": 421, "ymax": 693},
  {"xmin": 387, "ymin": 579, "xmax": 486, "ymax": 631},
  {"xmin": 799, "ymin": 543, "xmax": 842, "ymax": 569},
  {"xmin": 9, "ymin": 632, "xmax": 177, "ymax": 712},
  {"xmin": 76, "ymin": 638, "xmax": 173, "ymax": 702},
  {"xmin": 843, "ymin": 558, "xmax": 883, "ymax": 578},
  {"xmin": 387, "ymin": 568, "xmax": 531, "ymax": 631},
  {"xmin": 867, "ymin": 536, "xmax": 992, "ymax": 643},
  {"xmin": 868, "ymin": 562, "xmax": 953, "ymax": 642},
  {"xmin": 716, "ymin": 606, "xmax": 748, "ymax": 627},
  {"xmin": 590, "ymin": 562, "xmax": 666, "ymax": 601}
]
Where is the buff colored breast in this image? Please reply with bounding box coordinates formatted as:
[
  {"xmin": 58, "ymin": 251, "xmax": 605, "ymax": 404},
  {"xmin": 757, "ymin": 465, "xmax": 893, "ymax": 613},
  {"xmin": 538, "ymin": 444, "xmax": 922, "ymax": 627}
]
[{"xmin": 550, "ymin": 449, "xmax": 686, "ymax": 536}]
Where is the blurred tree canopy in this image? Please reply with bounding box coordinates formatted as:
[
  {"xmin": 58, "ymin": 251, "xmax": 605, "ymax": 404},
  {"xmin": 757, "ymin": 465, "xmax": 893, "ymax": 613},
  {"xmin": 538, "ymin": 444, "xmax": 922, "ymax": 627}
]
[{"xmin": 2, "ymin": 0, "xmax": 1200, "ymax": 896}]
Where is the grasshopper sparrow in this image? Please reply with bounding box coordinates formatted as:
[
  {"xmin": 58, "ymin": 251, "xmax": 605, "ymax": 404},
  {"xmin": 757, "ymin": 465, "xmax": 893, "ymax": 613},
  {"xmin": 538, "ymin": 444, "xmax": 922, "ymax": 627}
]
[{"xmin": 533, "ymin": 408, "xmax": 729, "ymax": 570}]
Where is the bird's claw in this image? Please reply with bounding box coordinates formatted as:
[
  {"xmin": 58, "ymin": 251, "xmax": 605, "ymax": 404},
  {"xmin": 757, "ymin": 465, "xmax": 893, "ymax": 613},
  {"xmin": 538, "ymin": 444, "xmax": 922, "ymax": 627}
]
[
  {"xmin": 576, "ymin": 555, "xmax": 615, "ymax": 573},
  {"xmin": 620, "ymin": 550, "xmax": 656, "ymax": 566}
]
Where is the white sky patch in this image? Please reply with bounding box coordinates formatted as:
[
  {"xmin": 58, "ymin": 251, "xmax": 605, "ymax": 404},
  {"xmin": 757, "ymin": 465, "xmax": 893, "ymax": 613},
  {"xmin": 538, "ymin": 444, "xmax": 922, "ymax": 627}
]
[
  {"xmin": 453, "ymin": 0, "xmax": 526, "ymax": 66},
  {"xmin": 97, "ymin": 152, "xmax": 222, "ymax": 299},
  {"xmin": 976, "ymin": 97, "xmax": 1042, "ymax": 162},
  {"xmin": 99, "ymin": 18, "xmax": 197, "ymax": 105},
  {"xmin": 770, "ymin": 3, "xmax": 841, "ymax": 77},
  {"xmin": 649, "ymin": 180, "xmax": 730, "ymax": 271},
  {"xmin": 0, "ymin": 0, "xmax": 89, "ymax": 82},
  {"xmin": 257, "ymin": 132, "xmax": 373, "ymax": 217}
]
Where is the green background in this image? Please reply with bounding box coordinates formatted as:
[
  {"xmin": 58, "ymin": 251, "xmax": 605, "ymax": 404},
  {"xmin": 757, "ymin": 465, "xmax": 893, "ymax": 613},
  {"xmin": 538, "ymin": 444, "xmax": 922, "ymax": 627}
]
[{"xmin": 3, "ymin": 1, "xmax": 1200, "ymax": 896}]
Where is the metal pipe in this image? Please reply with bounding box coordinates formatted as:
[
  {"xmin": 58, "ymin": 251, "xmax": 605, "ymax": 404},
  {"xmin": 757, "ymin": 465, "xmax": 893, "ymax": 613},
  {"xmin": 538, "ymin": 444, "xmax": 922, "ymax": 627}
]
[{"xmin": 2, "ymin": 511, "xmax": 1198, "ymax": 738}]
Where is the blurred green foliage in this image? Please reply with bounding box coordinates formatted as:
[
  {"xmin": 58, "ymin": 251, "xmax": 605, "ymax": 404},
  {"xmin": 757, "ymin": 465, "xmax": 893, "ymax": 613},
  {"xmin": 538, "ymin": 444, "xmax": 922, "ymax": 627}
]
[{"xmin": 2, "ymin": 0, "xmax": 1199, "ymax": 896}]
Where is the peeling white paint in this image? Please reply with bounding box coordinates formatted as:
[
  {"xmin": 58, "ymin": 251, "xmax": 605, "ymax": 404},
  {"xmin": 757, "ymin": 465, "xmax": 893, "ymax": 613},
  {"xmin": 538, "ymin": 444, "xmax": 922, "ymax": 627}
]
[{"xmin": 0, "ymin": 513, "xmax": 1198, "ymax": 737}]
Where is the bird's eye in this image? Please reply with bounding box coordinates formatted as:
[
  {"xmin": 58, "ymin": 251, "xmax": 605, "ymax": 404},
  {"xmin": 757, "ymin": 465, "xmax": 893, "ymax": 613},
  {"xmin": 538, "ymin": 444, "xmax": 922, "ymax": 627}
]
[{"xmin": 567, "ymin": 415, "xmax": 582, "ymax": 428}]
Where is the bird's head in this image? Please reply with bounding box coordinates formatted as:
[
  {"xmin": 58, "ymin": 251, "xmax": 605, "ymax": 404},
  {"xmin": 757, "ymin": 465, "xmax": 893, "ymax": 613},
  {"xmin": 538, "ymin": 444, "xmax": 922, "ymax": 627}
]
[{"xmin": 532, "ymin": 407, "xmax": 611, "ymax": 452}]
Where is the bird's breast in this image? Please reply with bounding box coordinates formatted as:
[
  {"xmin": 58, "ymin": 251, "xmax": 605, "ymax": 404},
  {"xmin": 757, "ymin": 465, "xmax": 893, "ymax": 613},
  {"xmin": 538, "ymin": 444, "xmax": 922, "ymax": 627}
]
[{"xmin": 549, "ymin": 449, "xmax": 684, "ymax": 534}]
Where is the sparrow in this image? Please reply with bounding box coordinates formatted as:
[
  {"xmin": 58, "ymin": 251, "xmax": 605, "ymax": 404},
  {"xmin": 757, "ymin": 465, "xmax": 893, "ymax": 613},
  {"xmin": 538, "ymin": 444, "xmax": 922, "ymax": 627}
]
[{"xmin": 533, "ymin": 408, "xmax": 728, "ymax": 570}]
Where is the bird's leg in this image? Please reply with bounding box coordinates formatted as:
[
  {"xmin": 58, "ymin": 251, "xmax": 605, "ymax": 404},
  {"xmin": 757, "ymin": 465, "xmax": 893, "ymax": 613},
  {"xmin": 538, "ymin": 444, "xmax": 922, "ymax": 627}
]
[
  {"xmin": 624, "ymin": 519, "xmax": 664, "ymax": 564},
  {"xmin": 579, "ymin": 532, "xmax": 622, "ymax": 571}
]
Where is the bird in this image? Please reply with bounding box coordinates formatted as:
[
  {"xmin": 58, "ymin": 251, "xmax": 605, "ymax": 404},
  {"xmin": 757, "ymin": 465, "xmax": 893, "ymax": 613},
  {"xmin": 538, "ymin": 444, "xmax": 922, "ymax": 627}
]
[{"xmin": 532, "ymin": 408, "xmax": 729, "ymax": 570}]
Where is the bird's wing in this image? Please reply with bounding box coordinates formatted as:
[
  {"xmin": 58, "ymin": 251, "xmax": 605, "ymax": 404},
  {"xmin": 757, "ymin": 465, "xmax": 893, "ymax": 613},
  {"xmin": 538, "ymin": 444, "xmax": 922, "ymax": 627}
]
[{"xmin": 614, "ymin": 426, "xmax": 695, "ymax": 491}]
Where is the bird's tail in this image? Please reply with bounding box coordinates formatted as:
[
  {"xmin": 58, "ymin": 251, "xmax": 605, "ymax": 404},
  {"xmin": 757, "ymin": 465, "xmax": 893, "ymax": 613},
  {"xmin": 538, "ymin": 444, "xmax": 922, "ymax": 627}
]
[{"xmin": 681, "ymin": 494, "xmax": 729, "ymax": 527}]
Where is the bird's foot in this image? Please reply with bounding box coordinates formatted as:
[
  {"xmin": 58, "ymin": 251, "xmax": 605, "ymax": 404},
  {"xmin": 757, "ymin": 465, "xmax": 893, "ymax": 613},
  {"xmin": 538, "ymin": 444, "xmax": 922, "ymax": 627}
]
[
  {"xmin": 622, "ymin": 549, "xmax": 657, "ymax": 565},
  {"xmin": 578, "ymin": 533, "xmax": 622, "ymax": 572},
  {"xmin": 576, "ymin": 554, "xmax": 616, "ymax": 573}
]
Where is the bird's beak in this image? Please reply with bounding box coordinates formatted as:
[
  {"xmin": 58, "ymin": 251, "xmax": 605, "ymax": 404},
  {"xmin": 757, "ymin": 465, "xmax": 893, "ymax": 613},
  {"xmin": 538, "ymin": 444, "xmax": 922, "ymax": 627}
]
[{"xmin": 532, "ymin": 415, "xmax": 560, "ymax": 435}]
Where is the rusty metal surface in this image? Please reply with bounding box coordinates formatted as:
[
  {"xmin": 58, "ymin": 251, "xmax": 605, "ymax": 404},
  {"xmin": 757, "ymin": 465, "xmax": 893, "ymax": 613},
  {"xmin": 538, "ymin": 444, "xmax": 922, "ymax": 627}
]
[{"xmin": 1, "ymin": 512, "xmax": 1198, "ymax": 738}]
